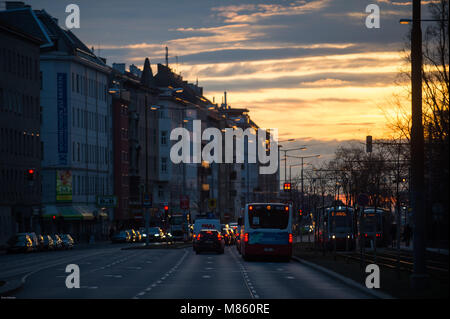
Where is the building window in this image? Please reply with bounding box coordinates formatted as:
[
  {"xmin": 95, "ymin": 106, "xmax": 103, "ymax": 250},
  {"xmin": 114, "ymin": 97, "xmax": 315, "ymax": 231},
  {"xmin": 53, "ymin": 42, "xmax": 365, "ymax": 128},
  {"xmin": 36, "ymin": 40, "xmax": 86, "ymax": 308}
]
[
  {"xmin": 161, "ymin": 131, "xmax": 167, "ymax": 145},
  {"xmin": 161, "ymin": 157, "xmax": 167, "ymax": 172},
  {"xmin": 158, "ymin": 185, "xmax": 164, "ymax": 199}
]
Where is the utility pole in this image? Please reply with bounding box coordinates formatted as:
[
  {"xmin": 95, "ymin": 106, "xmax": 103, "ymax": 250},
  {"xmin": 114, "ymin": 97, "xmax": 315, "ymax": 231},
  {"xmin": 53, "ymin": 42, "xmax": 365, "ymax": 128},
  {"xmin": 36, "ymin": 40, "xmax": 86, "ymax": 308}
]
[{"xmin": 410, "ymin": 0, "xmax": 428, "ymax": 290}]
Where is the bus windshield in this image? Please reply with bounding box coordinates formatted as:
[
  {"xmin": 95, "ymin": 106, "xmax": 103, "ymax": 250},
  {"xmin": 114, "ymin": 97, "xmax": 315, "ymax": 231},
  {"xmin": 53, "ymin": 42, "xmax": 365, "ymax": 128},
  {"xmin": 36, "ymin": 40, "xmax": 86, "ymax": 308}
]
[
  {"xmin": 248, "ymin": 205, "xmax": 289, "ymax": 229},
  {"xmin": 329, "ymin": 211, "xmax": 352, "ymax": 232}
]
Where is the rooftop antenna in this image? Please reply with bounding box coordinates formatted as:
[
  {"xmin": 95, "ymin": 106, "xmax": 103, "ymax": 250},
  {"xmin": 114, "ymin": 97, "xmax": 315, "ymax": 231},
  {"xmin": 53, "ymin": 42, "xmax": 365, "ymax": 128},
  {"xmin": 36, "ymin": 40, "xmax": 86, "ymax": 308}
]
[
  {"xmin": 196, "ymin": 76, "xmax": 198, "ymax": 86},
  {"xmin": 165, "ymin": 46, "xmax": 169, "ymax": 67}
]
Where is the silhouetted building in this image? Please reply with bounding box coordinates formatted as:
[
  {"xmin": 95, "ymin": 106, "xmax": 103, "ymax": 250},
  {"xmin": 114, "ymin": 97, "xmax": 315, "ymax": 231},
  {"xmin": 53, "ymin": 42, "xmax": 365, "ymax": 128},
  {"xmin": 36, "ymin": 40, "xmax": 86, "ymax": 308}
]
[{"xmin": 0, "ymin": 18, "xmax": 42, "ymax": 244}]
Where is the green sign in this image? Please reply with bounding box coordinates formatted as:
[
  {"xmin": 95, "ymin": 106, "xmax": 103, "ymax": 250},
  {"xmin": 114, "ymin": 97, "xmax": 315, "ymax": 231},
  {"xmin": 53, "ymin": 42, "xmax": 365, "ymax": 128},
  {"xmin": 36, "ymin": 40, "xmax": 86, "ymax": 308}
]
[{"xmin": 97, "ymin": 196, "xmax": 117, "ymax": 207}]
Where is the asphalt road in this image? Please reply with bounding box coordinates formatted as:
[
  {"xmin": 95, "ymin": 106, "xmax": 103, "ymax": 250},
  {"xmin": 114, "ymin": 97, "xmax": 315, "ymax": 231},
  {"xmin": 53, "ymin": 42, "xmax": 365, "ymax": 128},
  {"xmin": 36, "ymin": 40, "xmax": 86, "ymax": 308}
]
[{"xmin": 1, "ymin": 244, "xmax": 373, "ymax": 299}]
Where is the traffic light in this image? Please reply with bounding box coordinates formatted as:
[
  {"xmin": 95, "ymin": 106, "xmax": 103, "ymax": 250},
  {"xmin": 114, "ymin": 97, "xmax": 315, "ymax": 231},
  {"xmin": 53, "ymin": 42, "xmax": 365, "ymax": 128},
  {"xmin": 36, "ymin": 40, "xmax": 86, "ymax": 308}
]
[
  {"xmin": 298, "ymin": 209, "xmax": 303, "ymax": 216},
  {"xmin": 27, "ymin": 169, "xmax": 35, "ymax": 181},
  {"xmin": 283, "ymin": 183, "xmax": 291, "ymax": 192},
  {"xmin": 164, "ymin": 205, "xmax": 169, "ymax": 219}
]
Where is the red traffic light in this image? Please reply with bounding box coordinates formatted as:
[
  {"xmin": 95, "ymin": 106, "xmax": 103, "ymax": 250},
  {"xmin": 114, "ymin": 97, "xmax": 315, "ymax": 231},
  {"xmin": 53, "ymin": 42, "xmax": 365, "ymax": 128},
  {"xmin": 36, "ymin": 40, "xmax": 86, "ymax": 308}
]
[
  {"xmin": 52, "ymin": 215, "xmax": 56, "ymax": 220},
  {"xmin": 298, "ymin": 209, "xmax": 303, "ymax": 216},
  {"xmin": 164, "ymin": 205, "xmax": 169, "ymax": 211},
  {"xmin": 283, "ymin": 183, "xmax": 291, "ymax": 191},
  {"xmin": 28, "ymin": 169, "xmax": 35, "ymax": 174}
]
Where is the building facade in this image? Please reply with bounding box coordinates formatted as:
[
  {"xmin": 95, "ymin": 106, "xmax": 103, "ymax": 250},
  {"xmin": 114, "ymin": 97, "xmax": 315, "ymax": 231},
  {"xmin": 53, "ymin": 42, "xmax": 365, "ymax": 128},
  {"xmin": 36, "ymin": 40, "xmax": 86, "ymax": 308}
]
[{"xmin": 0, "ymin": 18, "xmax": 42, "ymax": 245}]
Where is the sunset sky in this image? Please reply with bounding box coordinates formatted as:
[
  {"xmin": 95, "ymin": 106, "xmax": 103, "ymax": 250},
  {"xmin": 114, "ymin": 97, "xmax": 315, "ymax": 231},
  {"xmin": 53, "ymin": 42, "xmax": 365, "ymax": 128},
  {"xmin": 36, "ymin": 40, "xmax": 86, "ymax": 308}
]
[{"xmin": 24, "ymin": 0, "xmax": 434, "ymax": 176}]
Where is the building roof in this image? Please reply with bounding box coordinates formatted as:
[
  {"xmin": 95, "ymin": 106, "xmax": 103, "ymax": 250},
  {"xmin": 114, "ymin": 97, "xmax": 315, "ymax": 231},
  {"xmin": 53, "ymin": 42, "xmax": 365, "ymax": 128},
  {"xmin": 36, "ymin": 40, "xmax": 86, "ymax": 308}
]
[
  {"xmin": 0, "ymin": 5, "xmax": 107, "ymax": 68},
  {"xmin": 0, "ymin": 17, "xmax": 43, "ymax": 45}
]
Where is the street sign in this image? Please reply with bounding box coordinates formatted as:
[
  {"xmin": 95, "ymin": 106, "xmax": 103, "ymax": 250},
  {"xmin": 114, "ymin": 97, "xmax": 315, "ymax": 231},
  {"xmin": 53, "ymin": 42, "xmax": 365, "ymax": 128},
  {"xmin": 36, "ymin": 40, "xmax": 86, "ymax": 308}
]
[
  {"xmin": 208, "ymin": 198, "xmax": 217, "ymax": 210},
  {"xmin": 97, "ymin": 195, "xmax": 117, "ymax": 207},
  {"xmin": 143, "ymin": 193, "xmax": 152, "ymax": 207},
  {"xmin": 357, "ymin": 193, "xmax": 369, "ymax": 207}
]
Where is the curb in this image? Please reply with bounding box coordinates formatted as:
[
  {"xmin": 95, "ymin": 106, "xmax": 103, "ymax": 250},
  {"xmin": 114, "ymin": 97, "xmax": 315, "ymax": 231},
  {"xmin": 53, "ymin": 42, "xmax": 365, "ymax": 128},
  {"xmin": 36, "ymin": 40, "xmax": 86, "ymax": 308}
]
[
  {"xmin": 0, "ymin": 277, "xmax": 25, "ymax": 297},
  {"xmin": 291, "ymin": 256, "xmax": 394, "ymax": 299}
]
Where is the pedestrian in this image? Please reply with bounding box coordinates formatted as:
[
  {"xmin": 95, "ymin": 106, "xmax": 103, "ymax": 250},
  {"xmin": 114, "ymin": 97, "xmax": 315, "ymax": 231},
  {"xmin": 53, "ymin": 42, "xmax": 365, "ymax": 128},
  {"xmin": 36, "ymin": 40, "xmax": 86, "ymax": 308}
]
[{"xmin": 390, "ymin": 223, "xmax": 397, "ymax": 248}]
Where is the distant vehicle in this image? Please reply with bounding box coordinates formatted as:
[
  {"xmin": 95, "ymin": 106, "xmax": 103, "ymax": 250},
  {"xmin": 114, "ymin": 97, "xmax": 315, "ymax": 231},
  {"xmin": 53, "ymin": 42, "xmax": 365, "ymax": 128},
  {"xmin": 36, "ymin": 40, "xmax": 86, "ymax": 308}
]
[
  {"xmin": 221, "ymin": 227, "xmax": 233, "ymax": 246},
  {"xmin": 235, "ymin": 225, "xmax": 242, "ymax": 253},
  {"xmin": 59, "ymin": 234, "xmax": 74, "ymax": 250},
  {"xmin": 40, "ymin": 235, "xmax": 55, "ymax": 251},
  {"xmin": 111, "ymin": 230, "xmax": 131, "ymax": 243},
  {"xmin": 51, "ymin": 234, "xmax": 64, "ymax": 250},
  {"xmin": 6, "ymin": 234, "xmax": 33, "ymax": 253},
  {"xmin": 192, "ymin": 219, "xmax": 221, "ymax": 242},
  {"xmin": 317, "ymin": 206, "xmax": 356, "ymax": 251},
  {"xmin": 169, "ymin": 214, "xmax": 189, "ymax": 241},
  {"xmin": 360, "ymin": 207, "xmax": 391, "ymax": 247},
  {"xmin": 239, "ymin": 203, "xmax": 293, "ymax": 261},
  {"xmin": 142, "ymin": 227, "xmax": 165, "ymax": 242},
  {"xmin": 193, "ymin": 229, "xmax": 225, "ymax": 254}
]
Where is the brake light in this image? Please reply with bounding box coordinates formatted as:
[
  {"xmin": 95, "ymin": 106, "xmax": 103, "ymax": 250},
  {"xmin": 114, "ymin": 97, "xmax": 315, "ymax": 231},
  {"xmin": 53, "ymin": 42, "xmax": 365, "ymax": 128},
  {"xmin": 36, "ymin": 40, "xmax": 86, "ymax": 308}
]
[
  {"xmin": 249, "ymin": 205, "xmax": 253, "ymax": 211},
  {"xmin": 217, "ymin": 233, "xmax": 222, "ymax": 240},
  {"xmin": 244, "ymin": 233, "xmax": 249, "ymax": 243},
  {"xmin": 364, "ymin": 233, "xmax": 368, "ymax": 237},
  {"xmin": 289, "ymin": 233, "xmax": 293, "ymax": 244},
  {"xmin": 192, "ymin": 234, "xmax": 196, "ymax": 239},
  {"xmin": 197, "ymin": 234, "xmax": 201, "ymax": 240}
]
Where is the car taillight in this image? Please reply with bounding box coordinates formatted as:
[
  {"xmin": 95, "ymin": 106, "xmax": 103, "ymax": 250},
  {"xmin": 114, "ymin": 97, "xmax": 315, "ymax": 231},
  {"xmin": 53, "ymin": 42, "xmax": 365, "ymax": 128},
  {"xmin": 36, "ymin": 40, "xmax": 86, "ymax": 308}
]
[
  {"xmin": 289, "ymin": 233, "xmax": 293, "ymax": 244},
  {"xmin": 244, "ymin": 233, "xmax": 249, "ymax": 243},
  {"xmin": 197, "ymin": 234, "xmax": 201, "ymax": 240},
  {"xmin": 192, "ymin": 234, "xmax": 196, "ymax": 239},
  {"xmin": 217, "ymin": 233, "xmax": 222, "ymax": 240}
]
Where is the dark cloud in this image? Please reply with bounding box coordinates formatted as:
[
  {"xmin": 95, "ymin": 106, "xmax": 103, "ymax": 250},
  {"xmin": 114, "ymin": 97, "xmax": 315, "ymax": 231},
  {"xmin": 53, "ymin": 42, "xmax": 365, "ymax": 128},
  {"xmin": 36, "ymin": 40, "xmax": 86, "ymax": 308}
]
[{"xmin": 203, "ymin": 71, "xmax": 397, "ymax": 92}]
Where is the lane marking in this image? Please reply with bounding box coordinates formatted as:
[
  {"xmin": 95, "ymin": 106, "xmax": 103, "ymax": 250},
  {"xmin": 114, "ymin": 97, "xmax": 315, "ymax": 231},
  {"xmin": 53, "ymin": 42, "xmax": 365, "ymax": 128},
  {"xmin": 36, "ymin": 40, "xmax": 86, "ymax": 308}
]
[{"xmin": 132, "ymin": 249, "xmax": 189, "ymax": 299}]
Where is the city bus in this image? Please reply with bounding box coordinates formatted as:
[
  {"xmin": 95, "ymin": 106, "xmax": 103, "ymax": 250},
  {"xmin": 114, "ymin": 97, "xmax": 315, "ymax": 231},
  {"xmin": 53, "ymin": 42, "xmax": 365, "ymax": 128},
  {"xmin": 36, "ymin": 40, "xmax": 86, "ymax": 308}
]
[
  {"xmin": 317, "ymin": 206, "xmax": 355, "ymax": 251},
  {"xmin": 238, "ymin": 203, "xmax": 293, "ymax": 261}
]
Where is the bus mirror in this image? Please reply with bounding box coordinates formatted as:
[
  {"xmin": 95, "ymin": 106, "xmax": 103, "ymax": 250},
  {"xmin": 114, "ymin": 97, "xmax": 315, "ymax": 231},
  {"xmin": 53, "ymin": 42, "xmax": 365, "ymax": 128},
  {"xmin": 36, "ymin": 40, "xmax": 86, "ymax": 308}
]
[{"xmin": 237, "ymin": 217, "xmax": 243, "ymax": 226}]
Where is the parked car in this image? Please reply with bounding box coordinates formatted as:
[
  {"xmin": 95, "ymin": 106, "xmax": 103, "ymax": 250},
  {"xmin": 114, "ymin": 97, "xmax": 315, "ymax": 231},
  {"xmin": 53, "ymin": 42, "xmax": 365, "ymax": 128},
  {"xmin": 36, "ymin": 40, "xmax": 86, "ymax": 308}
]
[
  {"xmin": 51, "ymin": 234, "xmax": 64, "ymax": 250},
  {"xmin": 39, "ymin": 234, "xmax": 55, "ymax": 251},
  {"xmin": 135, "ymin": 230, "xmax": 143, "ymax": 242},
  {"xmin": 111, "ymin": 230, "xmax": 131, "ymax": 243},
  {"xmin": 59, "ymin": 234, "xmax": 74, "ymax": 249},
  {"xmin": 125, "ymin": 229, "xmax": 138, "ymax": 242},
  {"xmin": 6, "ymin": 234, "xmax": 33, "ymax": 253},
  {"xmin": 16, "ymin": 232, "xmax": 39, "ymax": 251},
  {"xmin": 193, "ymin": 229, "xmax": 225, "ymax": 254}
]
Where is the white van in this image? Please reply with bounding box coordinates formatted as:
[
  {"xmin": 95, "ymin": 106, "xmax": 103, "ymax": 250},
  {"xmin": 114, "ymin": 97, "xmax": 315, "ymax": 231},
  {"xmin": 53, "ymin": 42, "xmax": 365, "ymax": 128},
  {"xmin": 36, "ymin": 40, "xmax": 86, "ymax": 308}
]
[{"xmin": 193, "ymin": 219, "xmax": 221, "ymax": 238}]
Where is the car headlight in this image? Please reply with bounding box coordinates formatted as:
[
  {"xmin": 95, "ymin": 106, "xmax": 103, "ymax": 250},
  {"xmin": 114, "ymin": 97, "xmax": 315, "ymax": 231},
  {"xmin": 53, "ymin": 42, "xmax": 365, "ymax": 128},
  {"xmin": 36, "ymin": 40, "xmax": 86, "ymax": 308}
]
[{"xmin": 331, "ymin": 235, "xmax": 336, "ymax": 239}]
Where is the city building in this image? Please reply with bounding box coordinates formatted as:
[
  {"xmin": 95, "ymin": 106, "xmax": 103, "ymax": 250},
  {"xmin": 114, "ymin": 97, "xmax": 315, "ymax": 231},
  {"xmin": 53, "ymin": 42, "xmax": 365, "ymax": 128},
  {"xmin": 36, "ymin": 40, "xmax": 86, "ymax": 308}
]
[
  {"xmin": 1, "ymin": 3, "xmax": 114, "ymax": 241},
  {"xmin": 0, "ymin": 17, "xmax": 42, "ymax": 245}
]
